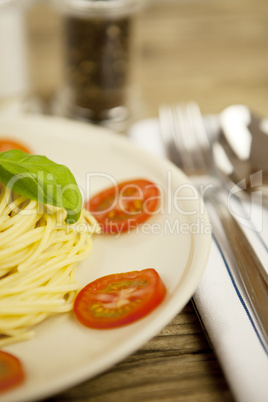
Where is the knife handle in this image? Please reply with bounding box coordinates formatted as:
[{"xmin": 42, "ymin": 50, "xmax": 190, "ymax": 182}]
[{"xmin": 208, "ymin": 193, "xmax": 268, "ymax": 344}]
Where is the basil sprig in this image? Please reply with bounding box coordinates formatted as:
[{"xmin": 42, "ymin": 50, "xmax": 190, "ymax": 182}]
[{"xmin": 0, "ymin": 150, "xmax": 82, "ymax": 224}]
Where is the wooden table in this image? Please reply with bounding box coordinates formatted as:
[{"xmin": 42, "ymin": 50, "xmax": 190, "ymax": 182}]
[{"xmin": 25, "ymin": 1, "xmax": 268, "ymax": 400}]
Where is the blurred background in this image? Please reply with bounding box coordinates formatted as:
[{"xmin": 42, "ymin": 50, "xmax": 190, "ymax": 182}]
[
  {"xmin": 2, "ymin": 0, "xmax": 268, "ymax": 126},
  {"xmin": 1, "ymin": 2, "xmax": 267, "ymax": 400}
]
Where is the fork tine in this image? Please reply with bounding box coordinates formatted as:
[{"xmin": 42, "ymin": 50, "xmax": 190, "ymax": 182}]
[
  {"xmin": 173, "ymin": 104, "xmax": 196, "ymax": 172},
  {"xmin": 187, "ymin": 102, "xmax": 211, "ymax": 167},
  {"xmin": 159, "ymin": 102, "xmax": 211, "ymax": 174},
  {"xmin": 173, "ymin": 103, "xmax": 208, "ymax": 173},
  {"xmin": 159, "ymin": 105, "xmax": 181, "ymax": 165}
]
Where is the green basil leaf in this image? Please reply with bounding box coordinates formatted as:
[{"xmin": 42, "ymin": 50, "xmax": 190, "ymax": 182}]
[{"xmin": 0, "ymin": 150, "xmax": 82, "ymax": 224}]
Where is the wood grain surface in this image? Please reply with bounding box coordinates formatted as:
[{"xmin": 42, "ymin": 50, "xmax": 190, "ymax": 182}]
[{"xmin": 25, "ymin": 0, "xmax": 268, "ymax": 400}]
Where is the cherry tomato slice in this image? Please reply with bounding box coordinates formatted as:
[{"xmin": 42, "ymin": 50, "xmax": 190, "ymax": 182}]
[
  {"xmin": 0, "ymin": 139, "xmax": 31, "ymax": 153},
  {"xmin": 0, "ymin": 351, "xmax": 25, "ymax": 393},
  {"xmin": 74, "ymin": 269, "xmax": 166, "ymax": 329},
  {"xmin": 85, "ymin": 179, "xmax": 160, "ymax": 233}
]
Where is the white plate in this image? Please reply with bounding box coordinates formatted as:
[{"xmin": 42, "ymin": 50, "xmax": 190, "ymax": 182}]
[{"xmin": 0, "ymin": 115, "xmax": 211, "ymax": 402}]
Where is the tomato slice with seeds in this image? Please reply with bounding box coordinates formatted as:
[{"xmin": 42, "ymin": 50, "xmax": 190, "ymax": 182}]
[
  {"xmin": 74, "ymin": 269, "xmax": 167, "ymax": 329},
  {"xmin": 0, "ymin": 139, "xmax": 31, "ymax": 153},
  {"xmin": 0, "ymin": 351, "xmax": 25, "ymax": 393},
  {"xmin": 85, "ymin": 179, "xmax": 160, "ymax": 233}
]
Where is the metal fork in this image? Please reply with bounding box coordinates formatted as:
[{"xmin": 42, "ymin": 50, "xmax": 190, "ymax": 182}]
[{"xmin": 159, "ymin": 102, "xmax": 268, "ymax": 345}]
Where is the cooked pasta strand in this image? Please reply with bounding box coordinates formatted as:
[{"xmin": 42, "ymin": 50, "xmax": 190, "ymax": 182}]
[{"xmin": 0, "ymin": 185, "xmax": 100, "ymax": 347}]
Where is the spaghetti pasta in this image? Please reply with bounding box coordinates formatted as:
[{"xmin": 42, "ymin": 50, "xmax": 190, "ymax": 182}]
[{"xmin": 0, "ymin": 184, "xmax": 100, "ymax": 347}]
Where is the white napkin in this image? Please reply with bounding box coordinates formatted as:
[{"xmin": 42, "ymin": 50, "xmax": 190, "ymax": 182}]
[{"xmin": 128, "ymin": 117, "xmax": 268, "ymax": 402}]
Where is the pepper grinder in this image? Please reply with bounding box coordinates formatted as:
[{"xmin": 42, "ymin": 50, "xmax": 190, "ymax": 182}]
[{"xmin": 53, "ymin": 0, "xmax": 142, "ymax": 127}]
